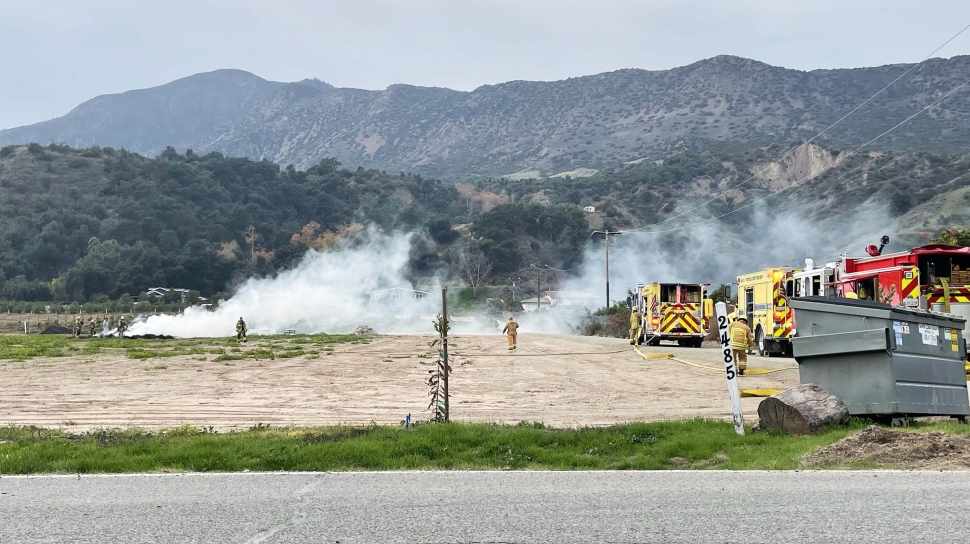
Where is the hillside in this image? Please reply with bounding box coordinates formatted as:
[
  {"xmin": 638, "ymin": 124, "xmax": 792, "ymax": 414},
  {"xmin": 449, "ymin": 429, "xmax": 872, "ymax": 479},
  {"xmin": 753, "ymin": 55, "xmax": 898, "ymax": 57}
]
[
  {"xmin": 2, "ymin": 142, "xmax": 968, "ymax": 303},
  {"xmin": 0, "ymin": 70, "xmax": 283, "ymax": 155},
  {"xmin": 0, "ymin": 144, "xmax": 457, "ymax": 300},
  {"xmin": 0, "ymin": 143, "xmax": 588, "ymax": 301},
  {"xmin": 3, "ymin": 56, "xmax": 970, "ymax": 179}
]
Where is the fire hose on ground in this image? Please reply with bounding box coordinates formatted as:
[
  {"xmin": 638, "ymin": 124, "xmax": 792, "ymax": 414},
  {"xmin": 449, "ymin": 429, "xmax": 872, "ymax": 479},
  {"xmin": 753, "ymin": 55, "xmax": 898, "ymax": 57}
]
[{"xmin": 633, "ymin": 347, "xmax": 793, "ymax": 397}]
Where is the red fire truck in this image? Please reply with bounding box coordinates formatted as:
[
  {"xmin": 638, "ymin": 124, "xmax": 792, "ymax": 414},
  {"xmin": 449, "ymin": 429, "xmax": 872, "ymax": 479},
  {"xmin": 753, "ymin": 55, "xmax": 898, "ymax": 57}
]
[{"xmin": 836, "ymin": 244, "xmax": 970, "ymax": 323}]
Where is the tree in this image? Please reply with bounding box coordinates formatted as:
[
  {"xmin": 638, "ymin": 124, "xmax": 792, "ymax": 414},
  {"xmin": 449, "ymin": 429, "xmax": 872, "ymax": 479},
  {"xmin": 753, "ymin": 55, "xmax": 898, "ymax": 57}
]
[
  {"xmin": 428, "ymin": 219, "xmax": 459, "ymax": 245},
  {"xmin": 185, "ymin": 290, "xmax": 202, "ymax": 306},
  {"xmin": 935, "ymin": 228, "xmax": 970, "ymax": 247},
  {"xmin": 217, "ymin": 240, "xmax": 241, "ymax": 262},
  {"xmin": 243, "ymin": 225, "xmax": 260, "ymax": 265},
  {"xmin": 708, "ymin": 284, "xmax": 737, "ymax": 305},
  {"xmin": 315, "ymin": 157, "xmax": 342, "ymax": 175},
  {"xmin": 458, "ymin": 247, "xmax": 493, "ymax": 296}
]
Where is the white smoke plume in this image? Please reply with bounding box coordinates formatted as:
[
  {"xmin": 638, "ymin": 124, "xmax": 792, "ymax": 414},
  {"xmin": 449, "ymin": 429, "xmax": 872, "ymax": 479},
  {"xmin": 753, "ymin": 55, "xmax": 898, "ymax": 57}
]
[
  {"xmin": 130, "ymin": 229, "xmax": 443, "ymax": 338},
  {"xmin": 561, "ymin": 203, "xmax": 898, "ymax": 304},
  {"xmin": 128, "ymin": 204, "xmax": 897, "ymax": 338}
]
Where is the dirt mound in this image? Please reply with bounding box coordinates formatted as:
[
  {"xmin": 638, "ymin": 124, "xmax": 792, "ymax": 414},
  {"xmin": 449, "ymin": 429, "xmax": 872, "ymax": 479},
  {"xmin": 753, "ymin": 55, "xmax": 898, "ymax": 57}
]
[
  {"xmin": 354, "ymin": 325, "xmax": 376, "ymax": 335},
  {"xmin": 40, "ymin": 325, "xmax": 73, "ymax": 334},
  {"xmin": 804, "ymin": 425, "xmax": 970, "ymax": 469}
]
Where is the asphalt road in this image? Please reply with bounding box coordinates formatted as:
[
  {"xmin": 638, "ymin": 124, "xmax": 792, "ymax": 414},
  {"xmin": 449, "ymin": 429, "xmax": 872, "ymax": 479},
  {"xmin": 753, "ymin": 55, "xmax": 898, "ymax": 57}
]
[{"xmin": 2, "ymin": 471, "xmax": 969, "ymax": 543}]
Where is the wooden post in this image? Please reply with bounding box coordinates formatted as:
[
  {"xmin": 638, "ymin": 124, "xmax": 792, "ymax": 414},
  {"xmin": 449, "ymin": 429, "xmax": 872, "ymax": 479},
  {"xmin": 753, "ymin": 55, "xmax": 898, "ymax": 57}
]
[
  {"xmin": 441, "ymin": 287, "xmax": 450, "ymax": 422},
  {"xmin": 714, "ymin": 301, "xmax": 745, "ymax": 435}
]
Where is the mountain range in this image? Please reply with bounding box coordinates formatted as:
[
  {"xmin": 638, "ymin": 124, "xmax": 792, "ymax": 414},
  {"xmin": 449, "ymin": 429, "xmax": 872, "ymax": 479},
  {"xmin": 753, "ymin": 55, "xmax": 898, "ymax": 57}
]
[{"xmin": 3, "ymin": 55, "xmax": 970, "ymax": 179}]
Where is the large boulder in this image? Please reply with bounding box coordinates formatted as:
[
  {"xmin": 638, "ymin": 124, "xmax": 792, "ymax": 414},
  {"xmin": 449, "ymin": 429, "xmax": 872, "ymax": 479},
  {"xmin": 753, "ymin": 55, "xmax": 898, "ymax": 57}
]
[{"xmin": 757, "ymin": 384, "xmax": 849, "ymax": 435}]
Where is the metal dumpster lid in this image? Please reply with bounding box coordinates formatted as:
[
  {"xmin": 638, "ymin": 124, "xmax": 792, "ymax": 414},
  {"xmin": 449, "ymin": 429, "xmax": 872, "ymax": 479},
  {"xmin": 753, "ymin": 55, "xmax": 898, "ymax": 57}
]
[{"xmin": 790, "ymin": 296, "xmax": 967, "ymax": 324}]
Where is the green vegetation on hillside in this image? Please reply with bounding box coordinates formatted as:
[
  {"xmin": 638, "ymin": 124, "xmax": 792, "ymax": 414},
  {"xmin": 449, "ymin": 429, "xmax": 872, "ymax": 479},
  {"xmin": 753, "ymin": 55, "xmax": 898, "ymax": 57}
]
[
  {"xmin": 3, "ymin": 140, "xmax": 970, "ymax": 305},
  {"xmin": 0, "ymin": 143, "xmax": 600, "ymax": 303},
  {"xmin": 478, "ymin": 146, "xmax": 970, "ymax": 233},
  {"xmin": 471, "ymin": 203, "xmax": 588, "ymax": 273},
  {"xmin": 0, "ymin": 144, "xmax": 463, "ymax": 300}
]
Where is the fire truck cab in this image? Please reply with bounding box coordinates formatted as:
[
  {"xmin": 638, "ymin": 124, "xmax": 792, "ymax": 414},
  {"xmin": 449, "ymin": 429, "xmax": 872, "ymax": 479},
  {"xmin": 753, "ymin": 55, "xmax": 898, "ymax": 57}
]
[
  {"xmin": 792, "ymin": 258, "xmax": 838, "ymax": 298},
  {"xmin": 631, "ymin": 282, "xmax": 711, "ymax": 347},
  {"xmin": 737, "ymin": 268, "xmax": 795, "ymax": 357}
]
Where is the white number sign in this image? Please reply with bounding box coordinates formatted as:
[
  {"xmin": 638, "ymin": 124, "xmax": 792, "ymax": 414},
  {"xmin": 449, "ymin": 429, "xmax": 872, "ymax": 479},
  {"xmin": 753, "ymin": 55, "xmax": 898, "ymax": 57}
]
[{"xmin": 715, "ymin": 301, "xmax": 745, "ymax": 436}]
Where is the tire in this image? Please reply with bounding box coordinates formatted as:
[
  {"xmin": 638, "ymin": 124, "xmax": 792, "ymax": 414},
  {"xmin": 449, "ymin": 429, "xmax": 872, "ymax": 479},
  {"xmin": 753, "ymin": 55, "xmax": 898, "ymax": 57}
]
[
  {"xmin": 677, "ymin": 339, "xmax": 687, "ymax": 347},
  {"xmin": 648, "ymin": 337, "xmax": 661, "ymax": 347},
  {"xmin": 692, "ymin": 338, "xmax": 703, "ymax": 348},
  {"xmin": 756, "ymin": 327, "xmax": 768, "ymax": 357}
]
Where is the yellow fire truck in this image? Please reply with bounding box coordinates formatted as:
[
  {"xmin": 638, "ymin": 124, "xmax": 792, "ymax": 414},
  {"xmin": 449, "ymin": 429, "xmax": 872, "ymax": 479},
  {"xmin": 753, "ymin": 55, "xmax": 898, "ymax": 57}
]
[
  {"xmin": 631, "ymin": 282, "xmax": 712, "ymax": 347},
  {"xmin": 737, "ymin": 267, "xmax": 797, "ymax": 357}
]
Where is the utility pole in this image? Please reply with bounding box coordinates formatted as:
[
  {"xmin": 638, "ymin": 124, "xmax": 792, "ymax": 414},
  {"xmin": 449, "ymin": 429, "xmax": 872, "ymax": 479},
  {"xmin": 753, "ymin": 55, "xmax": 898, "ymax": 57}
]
[
  {"xmin": 594, "ymin": 230, "xmax": 622, "ymax": 309},
  {"xmin": 440, "ymin": 287, "xmax": 450, "ymax": 422},
  {"xmin": 530, "ymin": 265, "xmax": 542, "ymax": 312}
]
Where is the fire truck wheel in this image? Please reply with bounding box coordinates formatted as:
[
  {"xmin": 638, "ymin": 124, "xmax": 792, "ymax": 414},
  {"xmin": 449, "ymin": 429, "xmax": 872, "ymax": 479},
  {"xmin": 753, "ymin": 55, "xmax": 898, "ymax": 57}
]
[
  {"xmin": 756, "ymin": 327, "xmax": 768, "ymax": 357},
  {"xmin": 648, "ymin": 337, "xmax": 661, "ymax": 347},
  {"xmin": 692, "ymin": 338, "xmax": 703, "ymax": 348}
]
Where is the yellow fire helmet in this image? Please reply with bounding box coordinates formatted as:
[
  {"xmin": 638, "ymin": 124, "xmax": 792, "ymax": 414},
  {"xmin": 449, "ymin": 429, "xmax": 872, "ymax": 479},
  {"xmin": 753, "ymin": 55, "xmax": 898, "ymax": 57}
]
[{"xmin": 845, "ymin": 292, "xmax": 859, "ymax": 299}]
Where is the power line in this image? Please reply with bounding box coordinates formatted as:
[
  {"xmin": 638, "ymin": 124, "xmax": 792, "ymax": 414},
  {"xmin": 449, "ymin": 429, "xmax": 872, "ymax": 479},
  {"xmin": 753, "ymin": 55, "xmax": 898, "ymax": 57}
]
[
  {"xmin": 541, "ymin": 231, "xmax": 594, "ymax": 271},
  {"xmin": 621, "ymin": 21, "xmax": 970, "ymax": 234},
  {"xmin": 625, "ymin": 77, "xmax": 970, "ymax": 236}
]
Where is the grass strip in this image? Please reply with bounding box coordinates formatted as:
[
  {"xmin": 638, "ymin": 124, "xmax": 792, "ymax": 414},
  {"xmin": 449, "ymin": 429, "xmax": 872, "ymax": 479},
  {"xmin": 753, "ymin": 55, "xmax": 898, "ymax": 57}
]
[
  {"xmin": 0, "ymin": 418, "xmax": 939, "ymax": 474},
  {"xmin": 0, "ymin": 332, "xmax": 362, "ymax": 361},
  {"xmin": 0, "ymin": 335, "xmax": 70, "ymax": 360}
]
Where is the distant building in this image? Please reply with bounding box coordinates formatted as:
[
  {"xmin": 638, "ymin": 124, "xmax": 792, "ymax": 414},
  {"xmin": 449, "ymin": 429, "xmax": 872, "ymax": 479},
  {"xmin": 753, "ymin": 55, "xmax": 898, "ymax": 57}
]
[
  {"xmin": 545, "ymin": 290, "xmax": 599, "ymax": 308},
  {"xmin": 520, "ymin": 295, "xmax": 554, "ymax": 312},
  {"xmin": 583, "ymin": 205, "xmax": 596, "ymax": 212},
  {"xmin": 367, "ymin": 287, "xmax": 431, "ymax": 302},
  {"xmin": 147, "ymin": 287, "xmax": 189, "ymax": 299},
  {"xmin": 146, "ymin": 287, "xmax": 207, "ymax": 303}
]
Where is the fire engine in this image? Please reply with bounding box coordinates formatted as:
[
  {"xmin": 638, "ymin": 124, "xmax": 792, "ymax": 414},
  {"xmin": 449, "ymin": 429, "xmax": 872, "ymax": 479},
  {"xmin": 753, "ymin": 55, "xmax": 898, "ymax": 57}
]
[
  {"xmin": 835, "ymin": 242, "xmax": 970, "ymax": 328},
  {"xmin": 734, "ymin": 237, "xmax": 970, "ymax": 357},
  {"xmin": 737, "ymin": 260, "xmax": 838, "ymax": 357},
  {"xmin": 630, "ymin": 282, "xmax": 712, "ymax": 347},
  {"xmin": 737, "ymin": 268, "xmax": 795, "ymax": 357}
]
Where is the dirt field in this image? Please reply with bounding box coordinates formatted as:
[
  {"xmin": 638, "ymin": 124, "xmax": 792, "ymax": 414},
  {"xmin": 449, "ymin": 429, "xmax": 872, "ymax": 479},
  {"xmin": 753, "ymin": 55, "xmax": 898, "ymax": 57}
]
[
  {"xmin": 0, "ymin": 333, "xmax": 798, "ymax": 430},
  {"xmin": 805, "ymin": 425, "xmax": 970, "ymax": 469}
]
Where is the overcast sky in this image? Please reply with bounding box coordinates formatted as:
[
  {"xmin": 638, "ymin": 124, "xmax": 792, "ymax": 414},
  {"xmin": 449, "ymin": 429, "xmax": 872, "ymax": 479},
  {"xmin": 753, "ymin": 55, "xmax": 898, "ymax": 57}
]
[{"xmin": 2, "ymin": 0, "xmax": 970, "ymax": 130}]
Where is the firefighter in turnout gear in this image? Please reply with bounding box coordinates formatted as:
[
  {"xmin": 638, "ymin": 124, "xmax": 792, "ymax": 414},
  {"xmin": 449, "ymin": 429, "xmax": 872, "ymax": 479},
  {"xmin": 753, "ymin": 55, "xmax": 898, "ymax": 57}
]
[
  {"xmin": 87, "ymin": 318, "xmax": 97, "ymax": 338},
  {"xmin": 117, "ymin": 315, "xmax": 127, "ymax": 338},
  {"xmin": 729, "ymin": 316, "xmax": 754, "ymax": 375},
  {"xmin": 502, "ymin": 317, "xmax": 519, "ymax": 350},
  {"xmin": 73, "ymin": 315, "xmax": 82, "ymax": 338},
  {"xmin": 236, "ymin": 317, "xmax": 248, "ymax": 342},
  {"xmin": 629, "ymin": 307, "xmax": 642, "ymax": 345}
]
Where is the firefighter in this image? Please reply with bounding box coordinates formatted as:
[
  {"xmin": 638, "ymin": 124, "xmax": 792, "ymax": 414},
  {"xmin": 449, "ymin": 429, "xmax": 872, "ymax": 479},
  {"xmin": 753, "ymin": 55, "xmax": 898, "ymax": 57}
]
[
  {"xmin": 729, "ymin": 315, "xmax": 754, "ymax": 375},
  {"xmin": 73, "ymin": 315, "xmax": 82, "ymax": 338},
  {"xmin": 502, "ymin": 317, "xmax": 519, "ymax": 350},
  {"xmin": 117, "ymin": 315, "xmax": 127, "ymax": 338},
  {"xmin": 629, "ymin": 307, "xmax": 642, "ymax": 345},
  {"xmin": 87, "ymin": 318, "xmax": 97, "ymax": 338},
  {"xmin": 236, "ymin": 317, "xmax": 248, "ymax": 342}
]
